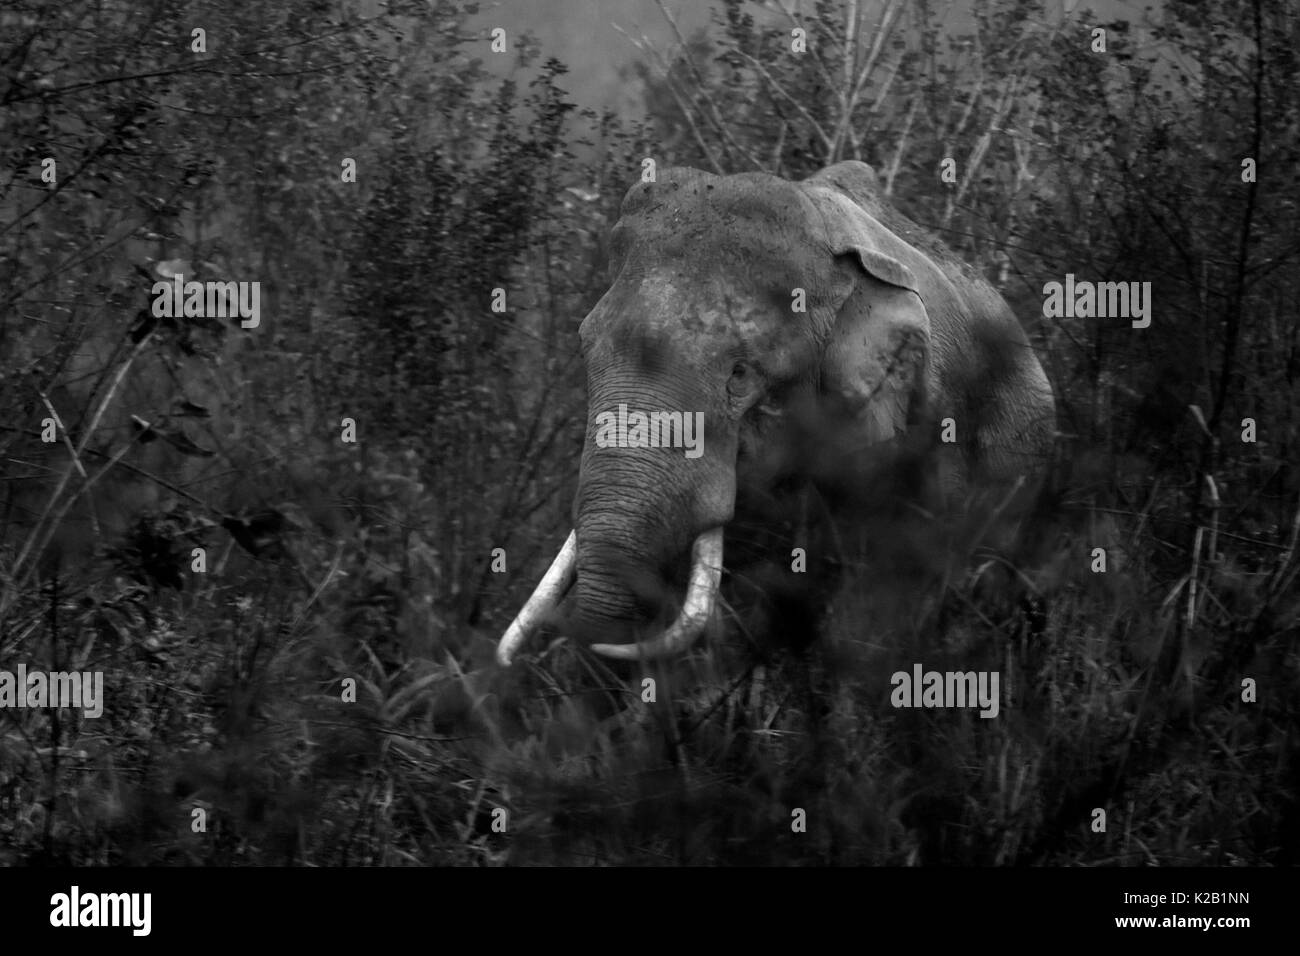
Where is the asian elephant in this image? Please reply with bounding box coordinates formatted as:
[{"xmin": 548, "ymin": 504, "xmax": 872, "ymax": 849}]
[{"xmin": 498, "ymin": 160, "xmax": 1055, "ymax": 665}]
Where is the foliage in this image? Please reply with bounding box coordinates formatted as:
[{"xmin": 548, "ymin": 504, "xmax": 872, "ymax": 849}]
[{"xmin": 0, "ymin": 0, "xmax": 1295, "ymax": 865}]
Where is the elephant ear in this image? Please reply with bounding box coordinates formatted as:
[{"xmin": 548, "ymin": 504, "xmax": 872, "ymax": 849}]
[{"xmin": 820, "ymin": 240, "xmax": 931, "ymax": 444}]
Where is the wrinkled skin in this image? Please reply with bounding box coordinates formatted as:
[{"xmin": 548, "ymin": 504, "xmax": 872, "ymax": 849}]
[{"xmin": 501, "ymin": 161, "xmax": 1055, "ymax": 663}]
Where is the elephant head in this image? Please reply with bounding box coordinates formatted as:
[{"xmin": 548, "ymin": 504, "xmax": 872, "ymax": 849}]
[{"xmin": 498, "ymin": 161, "xmax": 1053, "ymax": 665}]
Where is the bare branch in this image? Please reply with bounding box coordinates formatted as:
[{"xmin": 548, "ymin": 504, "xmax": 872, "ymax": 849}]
[
  {"xmin": 612, "ymin": 23, "xmax": 725, "ymax": 173},
  {"xmin": 731, "ymin": 46, "xmax": 834, "ymax": 156}
]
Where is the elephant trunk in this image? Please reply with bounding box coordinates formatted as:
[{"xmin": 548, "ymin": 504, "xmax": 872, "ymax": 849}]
[
  {"xmin": 494, "ymin": 525, "xmax": 724, "ymax": 666},
  {"xmin": 586, "ymin": 528, "xmax": 723, "ymax": 660},
  {"xmin": 571, "ymin": 538, "xmax": 651, "ymax": 628},
  {"xmin": 496, "ymin": 378, "xmax": 734, "ymax": 664},
  {"xmin": 570, "ymin": 455, "xmax": 696, "ymax": 628}
]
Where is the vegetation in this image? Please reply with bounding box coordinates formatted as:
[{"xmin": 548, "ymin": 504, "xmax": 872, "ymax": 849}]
[{"xmin": 0, "ymin": 0, "xmax": 1295, "ymax": 865}]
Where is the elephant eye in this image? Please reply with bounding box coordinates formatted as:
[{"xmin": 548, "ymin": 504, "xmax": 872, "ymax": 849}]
[{"xmin": 727, "ymin": 362, "xmax": 757, "ymax": 398}]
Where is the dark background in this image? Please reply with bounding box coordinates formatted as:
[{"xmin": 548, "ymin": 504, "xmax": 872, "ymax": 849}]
[{"xmin": 0, "ymin": 0, "xmax": 1296, "ymax": 865}]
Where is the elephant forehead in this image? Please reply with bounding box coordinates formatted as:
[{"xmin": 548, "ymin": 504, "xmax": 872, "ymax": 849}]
[
  {"xmin": 612, "ymin": 176, "xmax": 833, "ymax": 289},
  {"xmin": 620, "ymin": 168, "xmax": 813, "ymax": 232},
  {"xmin": 582, "ymin": 269, "xmax": 808, "ymax": 375},
  {"xmin": 602, "ymin": 269, "xmax": 799, "ymax": 351},
  {"xmin": 641, "ymin": 271, "xmax": 766, "ymax": 325}
]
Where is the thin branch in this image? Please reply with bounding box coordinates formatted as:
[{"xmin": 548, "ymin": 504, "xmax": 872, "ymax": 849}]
[
  {"xmin": 612, "ymin": 23, "xmax": 725, "ymax": 173},
  {"xmin": 649, "ymin": 1, "xmax": 767, "ymax": 169}
]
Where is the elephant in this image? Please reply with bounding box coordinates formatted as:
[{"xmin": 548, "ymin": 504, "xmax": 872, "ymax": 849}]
[{"xmin": 498, "ymin": 160, "xmax": 1055, "ymax": 666}]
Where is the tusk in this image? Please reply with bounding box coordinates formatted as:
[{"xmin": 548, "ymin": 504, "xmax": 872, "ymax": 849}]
[
  {"xmin": 496, "ymin": 530, "xmax": 577, "ymax": 666},
  {"xmin": 590, "ymin": 528, "xmax": 724, "ymax": 661}
]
